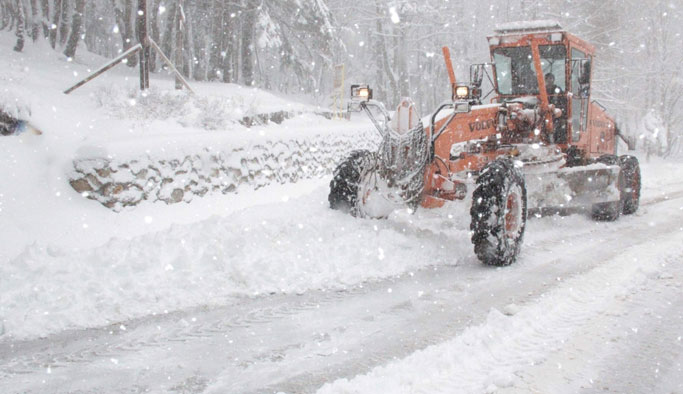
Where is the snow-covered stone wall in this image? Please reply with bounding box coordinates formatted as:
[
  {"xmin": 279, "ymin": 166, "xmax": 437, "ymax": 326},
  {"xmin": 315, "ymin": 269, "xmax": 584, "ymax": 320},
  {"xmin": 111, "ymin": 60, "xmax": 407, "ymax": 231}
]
[{"xmin": 69, "ymin": 128, "xmax": 377, "ymax": 211}]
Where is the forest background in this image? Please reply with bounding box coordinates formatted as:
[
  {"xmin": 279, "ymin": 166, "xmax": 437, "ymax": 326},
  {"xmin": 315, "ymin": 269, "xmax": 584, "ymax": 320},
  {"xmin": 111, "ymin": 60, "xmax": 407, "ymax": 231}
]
[{"xmin": 1, "ymin": 0, "xmax": 681, "ymax": 156}]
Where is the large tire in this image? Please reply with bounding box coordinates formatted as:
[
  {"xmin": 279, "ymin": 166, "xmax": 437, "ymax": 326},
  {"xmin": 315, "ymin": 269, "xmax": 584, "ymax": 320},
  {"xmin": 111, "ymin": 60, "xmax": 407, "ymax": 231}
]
[
  {"xmin": 619, "ymin": 155, "xmax": 641, "ymax": 215},
  {"xmin": 591, "ymin": 154, "xmax": 621, "ymax": 221},
  {"xmin": 591, "ymin": 201, "xmax": 621, "ymax": 221},
  {"xmin": 328, "ymin": 150, "xmax": 375, "ymax": 215},
  {"xmin": 470, "ymin": 159, "xmax": 527, "ymax": 266},
  {"xmin": 565, "ymin": 145, "xmax": 584, "ymax": 167},
  {"xmin": 596, "ymin": 154, "xmax": 619, "ymax": 165}
]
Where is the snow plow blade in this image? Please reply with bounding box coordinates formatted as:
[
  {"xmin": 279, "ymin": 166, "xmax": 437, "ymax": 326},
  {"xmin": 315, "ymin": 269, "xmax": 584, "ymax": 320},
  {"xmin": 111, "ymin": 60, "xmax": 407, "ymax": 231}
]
[{"xmin": 524, "ymin": 163, "xmax": 620, "ymax": 215}]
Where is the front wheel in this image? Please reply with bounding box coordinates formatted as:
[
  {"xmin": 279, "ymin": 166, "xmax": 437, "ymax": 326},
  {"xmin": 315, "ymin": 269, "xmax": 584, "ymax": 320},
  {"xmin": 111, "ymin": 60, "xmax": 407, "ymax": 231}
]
[
  {"xmin": 470, "ymin": 159, "xmax": 528, "ymax": 266},
  {"xmin": 591, "ymin": 200, "xmax": 621, "ymax": 221},
  {"xmin": 328, "ymin": 150, "xmax": 375, "ymax": 215}
]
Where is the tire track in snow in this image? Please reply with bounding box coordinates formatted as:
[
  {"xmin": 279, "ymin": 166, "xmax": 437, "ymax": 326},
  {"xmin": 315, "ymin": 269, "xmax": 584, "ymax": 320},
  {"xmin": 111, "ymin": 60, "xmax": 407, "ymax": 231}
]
[
  {"xmin": 0, "ymin": 285, "xmax": 367, "ymax": 379},
  {"xmin": 316, "ymin": 238, "xmax": 683, "ymax": 394},
  {"xmin": 497, "ymin": 254, "xmax": 683, "ymax": 394},
  {"xmin": 252, "ymin": 202, "xmax": 683, "ymax": 394},
  {"xmin": 641, "ymin": 188, "xmax": 683, "ymax": 207}
]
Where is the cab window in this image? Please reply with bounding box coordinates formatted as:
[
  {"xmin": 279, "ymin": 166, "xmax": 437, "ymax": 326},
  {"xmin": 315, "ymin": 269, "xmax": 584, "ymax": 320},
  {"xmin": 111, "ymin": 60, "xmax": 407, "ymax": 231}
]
[
  {"xmin": 539, "ymin": 45, "xmax": 566, "ymax": 94},
  {"xmin": 570, "ymin": 48, "xmax": 586, "ymax": 141},
  {"xmin": 493, "ymin": 46, "xmax": 538, "ymax": 95}
]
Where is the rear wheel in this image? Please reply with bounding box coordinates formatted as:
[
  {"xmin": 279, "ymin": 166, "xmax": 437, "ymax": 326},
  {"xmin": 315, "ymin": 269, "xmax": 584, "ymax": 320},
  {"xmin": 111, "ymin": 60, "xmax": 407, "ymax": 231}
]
[
  {"xmin": 470, "ymin": 159, "xmax": 527, "ymax": 266},
  {"xmin": 619, "ymin": 155, "xmax": 641, "ymax": 215},
  {"xmin": 328, "ymin": 150, "xmax": 375, "ymax": 215}
]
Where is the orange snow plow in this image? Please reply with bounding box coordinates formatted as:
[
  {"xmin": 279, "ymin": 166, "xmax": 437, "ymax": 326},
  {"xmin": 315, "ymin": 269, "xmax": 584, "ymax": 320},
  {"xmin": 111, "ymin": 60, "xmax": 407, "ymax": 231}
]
[{"xmin": 330, "ymin": 21, "xmax": 640, "ymax": 266}]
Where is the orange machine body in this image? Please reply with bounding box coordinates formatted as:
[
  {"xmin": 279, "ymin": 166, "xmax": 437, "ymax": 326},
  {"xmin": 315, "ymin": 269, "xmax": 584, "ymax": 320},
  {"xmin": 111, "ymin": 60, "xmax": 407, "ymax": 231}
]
[{"xmin": 420, "ymin": 26, "xmax": 617, "ymax": 208}]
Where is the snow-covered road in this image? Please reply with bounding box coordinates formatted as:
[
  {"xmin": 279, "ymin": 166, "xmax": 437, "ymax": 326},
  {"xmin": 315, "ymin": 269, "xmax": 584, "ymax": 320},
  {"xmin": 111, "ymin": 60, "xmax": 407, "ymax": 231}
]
[{"xmin": 1, "ymin": 166, "xmax": 682, "ymax": 393}]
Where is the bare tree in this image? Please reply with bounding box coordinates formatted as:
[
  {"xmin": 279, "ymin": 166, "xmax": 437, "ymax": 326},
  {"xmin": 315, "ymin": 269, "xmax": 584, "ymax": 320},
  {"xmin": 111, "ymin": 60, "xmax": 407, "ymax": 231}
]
[
  {"xmin": 148, "ymin": 0, "xmax": 161, "ymax": 71},
  {"xmin": 58, "ymin": 0, "xmax": 69, "ymax": 46},
  {"xmin": 29, "ymin": 0, "xmax": 39, "ymax": 40},
  {"xmin": 63, "ymin": 0, "xmax": 85, "ymax": 58},
  {"xmin": 112, "ymin": 0, "xmax": 138, "ymax": 67},
  {"xmin": 241, "ymin": 0, "xmax": 257, "ymax": 86},
  {"xmin": 49, "ymin": 0, "xmax": 61, "ymax": 48},
  {"xmin": 207, "ymin": 0, "xmax": 224, "ymax": 81},
  {"xmin": 13, "ymin": 0, "xmax": 25, "ymax": 52}
]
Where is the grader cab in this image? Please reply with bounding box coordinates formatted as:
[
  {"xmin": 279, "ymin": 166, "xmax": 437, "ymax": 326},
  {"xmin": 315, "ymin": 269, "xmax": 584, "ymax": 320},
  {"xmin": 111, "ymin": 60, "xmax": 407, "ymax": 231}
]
[
  {"xmin": 487, "ymin": 20, "xmax": 623, "ymax": 158},
  {"xmin": 330, "ymin": 21, "xmax": 641, "ymax": 267}
]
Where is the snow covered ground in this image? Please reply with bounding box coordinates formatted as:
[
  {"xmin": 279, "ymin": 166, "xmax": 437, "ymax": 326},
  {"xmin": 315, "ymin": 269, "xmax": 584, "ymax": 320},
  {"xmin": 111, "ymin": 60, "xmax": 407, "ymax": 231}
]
[
  {"xmin": 1, "ymin": 155, "xmax": 682, "ymax": 393},
  {"xmin": 2, "ymin": 31, "xmax": 683, "ymax": 394}
]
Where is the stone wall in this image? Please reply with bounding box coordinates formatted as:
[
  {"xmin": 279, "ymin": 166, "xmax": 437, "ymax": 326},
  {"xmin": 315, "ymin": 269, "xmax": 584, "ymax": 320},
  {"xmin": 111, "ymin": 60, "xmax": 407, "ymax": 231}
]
[{"xmin": 69, "ymin": 130, "xmax": 377, "ymax": 211}]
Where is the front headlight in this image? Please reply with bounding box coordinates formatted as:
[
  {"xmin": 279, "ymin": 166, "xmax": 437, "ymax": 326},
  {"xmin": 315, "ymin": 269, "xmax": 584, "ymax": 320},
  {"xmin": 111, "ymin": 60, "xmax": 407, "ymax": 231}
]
[
  {"xmin": 455, "ymin": 85, "xmax": 470, "ymax": 99},
  {"xmin": 351, "ymin": 84, "xmax": 372, "ymax": 101}
]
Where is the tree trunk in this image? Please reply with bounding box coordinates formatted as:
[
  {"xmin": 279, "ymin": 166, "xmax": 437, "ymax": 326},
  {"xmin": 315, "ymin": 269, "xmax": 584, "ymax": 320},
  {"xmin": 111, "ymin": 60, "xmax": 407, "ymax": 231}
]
[
  {"xmin": 207, "ymin": 1, "xmax": 224, "ymax": 81},
  {"xmin": 240, "ymin": 1, "xmax": 256, "ymax": 86},
  {"xmin": 124, "ymin": 0, "xmax": 137, "ymax": 66},
  {"xmin": 7, "ymin": 0, "xmax": 17, "ymax": 31},
  {"xmin": 50, "ymin": 0, "xmax": 62, "ymax": 48},
  {"xmin": 40, "ymin": 0, "xmax": 48, "ymax": 37},
  {"xmin": 181, "ymin": 5, "xmax": 191, "ymax": 78},
  {"xmin": 112, "ymin": 0, "xmax": 138, "ymax": 67},
  {"xmin": 374, "ymin": 1, "xmax": 398, "ymax": 105},
  {"xmin": 189, "ymin": 9, "xmax": 204, "ymax": 81},
  {"xmin": 223, "ymin": 5, "xmax": 238, "ymax": 84},
  {"xmin": 13, "ymin": 0, "xmax": 25, "ymax": 52},
  {"xmin": 161, "ymin": 0, "xmax": 176, "ymax": 57},
  {"xmin": 63, "ymin": 0, "xmax": 85, "ymax": 59},
  {"xmin": 396, "ymin": 25, "xmax": 409, "ymax": 98},
  {"xmin": 0, "ymin": 2, "xmax": 9, "ymax": 31},
  {"xmin": 29, "ymin": 0, "xmax": 39, "ymax": 41},
  {"xmin": 174, "ymin": 0, "xmax": 184, "ymax": 89},
  {"xmin": 221, "ymin": 5, "xmax": 236, "ymax": 83},
  {"xmin": 136, "ymin": 0, "xmax": 149, "ymax": 90},
  {"xmin": 149, "ymin": 0, "xmax": 161, "ymax": 71},
  {"xmin": 58, "ymin": 0, "xmax": 70, "ymax": 47}
]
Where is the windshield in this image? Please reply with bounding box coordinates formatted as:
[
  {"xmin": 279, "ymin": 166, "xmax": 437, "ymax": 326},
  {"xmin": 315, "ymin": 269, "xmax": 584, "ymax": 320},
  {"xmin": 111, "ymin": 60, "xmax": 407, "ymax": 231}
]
[
  {"xmin": 493, "ymin": 44, "xmax": 567, "ymax": 96},
  {"xmin": 493, "ymin": 46, "xmax": 538, "ymax": 95}
]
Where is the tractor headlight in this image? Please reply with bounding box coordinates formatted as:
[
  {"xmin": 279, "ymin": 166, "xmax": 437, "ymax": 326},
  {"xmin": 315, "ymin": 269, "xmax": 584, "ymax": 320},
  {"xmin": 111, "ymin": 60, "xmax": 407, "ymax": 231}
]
[
  {"xmin": 351, "ymin": 84, "xmax": 372, "ymax": 102},
  {"xmin": 455, "ymin": 85, "xmax": 470, "ymax": 99}
]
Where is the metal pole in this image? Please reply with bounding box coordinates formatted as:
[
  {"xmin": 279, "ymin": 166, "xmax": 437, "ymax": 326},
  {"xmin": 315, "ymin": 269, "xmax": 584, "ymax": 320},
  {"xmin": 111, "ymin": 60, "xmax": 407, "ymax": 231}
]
[
  {"xmin": 149, "ymin": 38, "xmax": 194, "ymax": 94},
  {"xmin": 64, "ymin": 0, "xmax": 192, "ymax": 94},
  {"xmin": 64, "ymin": 44, "xmax": 142, "ymax": 94}
]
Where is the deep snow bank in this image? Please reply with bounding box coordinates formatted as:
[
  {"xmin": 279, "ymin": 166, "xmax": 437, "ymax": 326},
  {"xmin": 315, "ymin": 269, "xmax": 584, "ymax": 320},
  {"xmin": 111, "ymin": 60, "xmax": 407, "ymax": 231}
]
[{"xmin": 0, "ymin": 187, "xmax": 468, "ymax": 341}]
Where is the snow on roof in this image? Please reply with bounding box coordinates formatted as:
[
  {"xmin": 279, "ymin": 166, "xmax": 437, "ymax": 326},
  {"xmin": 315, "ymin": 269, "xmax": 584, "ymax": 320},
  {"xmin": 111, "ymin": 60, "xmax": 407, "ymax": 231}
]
[{"xmin": 494, "ymin": 20, "xmax": 563, "ymax": 34}]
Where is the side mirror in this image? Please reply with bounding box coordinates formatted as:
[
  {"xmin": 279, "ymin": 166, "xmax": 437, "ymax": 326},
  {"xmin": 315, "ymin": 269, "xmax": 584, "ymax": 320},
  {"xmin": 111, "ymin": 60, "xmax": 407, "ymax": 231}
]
[
  {"xmin": 579, "ymin": 59, "xmax": 591, "ymax": 85},
  {"xmin": 578, "ymin": 59, "xmax": 591, "ymax": 98},
  {"xmin": 470, "ymin": 64, "xmax": 484, "ymax": 88}
]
